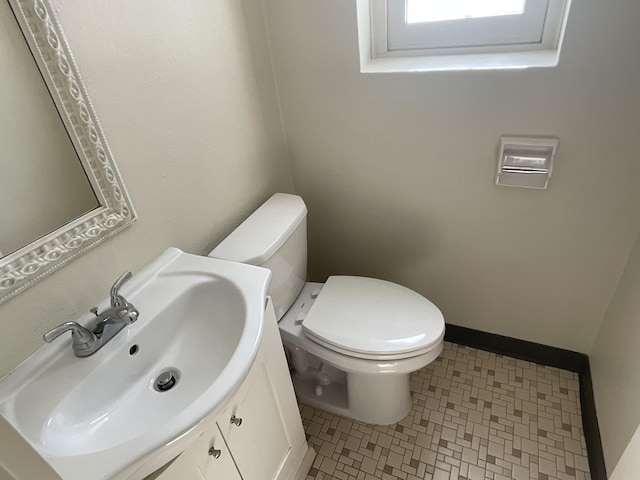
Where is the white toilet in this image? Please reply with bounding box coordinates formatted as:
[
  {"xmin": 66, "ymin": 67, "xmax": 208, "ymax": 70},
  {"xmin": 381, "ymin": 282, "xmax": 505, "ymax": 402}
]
[{"xmin": 209, "ymin": 193, "xmax": 445, "ymax": 425}]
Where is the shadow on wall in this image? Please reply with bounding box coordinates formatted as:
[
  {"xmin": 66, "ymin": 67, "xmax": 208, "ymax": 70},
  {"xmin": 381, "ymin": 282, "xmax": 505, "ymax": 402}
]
[
  {"xmin": 237, "ymin": 0, "xmax": 291, "ymax": 182},
  {"xmin": 305, "ymin": 190, "xmax": 439, "ymax": 287}
]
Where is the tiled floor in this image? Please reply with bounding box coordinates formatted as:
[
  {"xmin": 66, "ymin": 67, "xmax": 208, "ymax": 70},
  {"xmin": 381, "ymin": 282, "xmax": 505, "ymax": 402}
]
[{"xmin": 301, "ymin": 342, "xmax": 591, "ymax": 480}]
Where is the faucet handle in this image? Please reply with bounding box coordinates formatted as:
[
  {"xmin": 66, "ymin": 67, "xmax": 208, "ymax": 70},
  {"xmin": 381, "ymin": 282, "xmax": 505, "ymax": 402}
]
[
  {"xmin": 110, "ymin": 271, "xmax": 132, "ymax": 307},
  {"xmin": 43, "ymin": 321, "xmax": 97, "ymax": 349}
]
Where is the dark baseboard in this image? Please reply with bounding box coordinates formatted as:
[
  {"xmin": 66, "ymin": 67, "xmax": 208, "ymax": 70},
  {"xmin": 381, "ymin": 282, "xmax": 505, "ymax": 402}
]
[
  {"xmin": 444, "ymin": 323, "xmax": 607, "ymax": 480},
  {"xmin": 444, "ymin": 324, "xmax": 589, "ymax": 372},
  {"xmin": 578, "ymin": 364, "xmax": 607, "ymax": 480}
]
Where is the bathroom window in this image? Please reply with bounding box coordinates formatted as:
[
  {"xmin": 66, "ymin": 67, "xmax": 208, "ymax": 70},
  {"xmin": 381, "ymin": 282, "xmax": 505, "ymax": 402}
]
[{"xmin": 357, "ymin": 0, "xmax": 572, "ymax": 72}]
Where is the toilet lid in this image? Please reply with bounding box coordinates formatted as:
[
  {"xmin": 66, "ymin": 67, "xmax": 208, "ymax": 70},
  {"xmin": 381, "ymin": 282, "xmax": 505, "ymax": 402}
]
[{"xmin": 302, "ymin": 276, "xmax": 445, "ymax": 358}]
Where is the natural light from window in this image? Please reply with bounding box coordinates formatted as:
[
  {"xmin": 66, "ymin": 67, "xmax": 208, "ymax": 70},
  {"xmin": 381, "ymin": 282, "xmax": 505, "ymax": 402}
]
[{"xmin": 406, "ymin": 0, "xmax": 527, "ymax": 24}]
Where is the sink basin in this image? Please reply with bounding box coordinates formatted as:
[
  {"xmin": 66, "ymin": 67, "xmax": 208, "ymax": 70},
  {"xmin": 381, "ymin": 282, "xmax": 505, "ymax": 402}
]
[{"xmin": 0, "ymin": 248, "xmax": 271, "ymax": 479}]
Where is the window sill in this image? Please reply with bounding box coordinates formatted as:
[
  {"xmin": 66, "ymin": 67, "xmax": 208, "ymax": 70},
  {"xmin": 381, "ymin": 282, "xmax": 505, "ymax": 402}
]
[{"xmin": 360, "ymin": 50, "xmax": 561, "ymax": 73}]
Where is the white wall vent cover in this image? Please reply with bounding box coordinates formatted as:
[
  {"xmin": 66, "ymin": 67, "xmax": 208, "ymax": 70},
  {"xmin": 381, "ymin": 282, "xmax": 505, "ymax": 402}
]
[{"xmin": 496, "ymin": 136, "xmax": 559, "ymax": 189}]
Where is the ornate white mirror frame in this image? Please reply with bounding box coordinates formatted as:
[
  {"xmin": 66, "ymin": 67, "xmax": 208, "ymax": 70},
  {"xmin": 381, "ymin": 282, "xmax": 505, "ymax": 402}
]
[{"xmin": 0, "ymin": 0, "xmax": 136, "ymax": 304}]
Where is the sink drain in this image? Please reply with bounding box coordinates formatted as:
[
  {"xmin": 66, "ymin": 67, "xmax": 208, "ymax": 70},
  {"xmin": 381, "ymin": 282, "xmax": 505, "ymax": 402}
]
[{"xmin": 154, "ymin": 369, "xmax": 179, "ymax": 392}]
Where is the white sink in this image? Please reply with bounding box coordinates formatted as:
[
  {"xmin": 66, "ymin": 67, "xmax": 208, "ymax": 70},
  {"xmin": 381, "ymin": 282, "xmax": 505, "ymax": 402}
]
[{"xmin": 0, "ymin": 248, "xmax": 271, "ymax": 479}]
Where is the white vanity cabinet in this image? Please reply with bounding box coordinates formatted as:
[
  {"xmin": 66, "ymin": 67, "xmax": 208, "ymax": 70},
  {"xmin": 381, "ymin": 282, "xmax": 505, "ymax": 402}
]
[
  {"xmin": 150, "ymin": 298, "xmax": 313, "ymax": 480},
  {"xmin": 189, "ymin": 426, "xmax": 241, "ymax": 480},
  {"xmin": 147, "ymin": 431, "xmax": 239, "ymax": 480}
]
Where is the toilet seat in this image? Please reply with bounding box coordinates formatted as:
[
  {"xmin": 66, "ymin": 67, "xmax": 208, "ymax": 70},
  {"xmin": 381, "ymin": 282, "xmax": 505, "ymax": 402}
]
[{"xmin": 302, "ymin": 276, "xmax": 445, "ymax": 361}]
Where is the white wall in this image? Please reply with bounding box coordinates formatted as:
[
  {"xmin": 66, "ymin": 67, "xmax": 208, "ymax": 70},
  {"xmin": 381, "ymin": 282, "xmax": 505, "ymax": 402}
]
[
  {"xmin": 0, "ymin": 2, "xmax": 98, "ymax": 256},
  {"xmin": 590, "ymin": 228, "xmax": 640, "ymax": 472},
  {"xmin": 0, "ymin": 0, "xmax": 292, "ymax": 378},
  {"xmin": 609, "ymin": 424, "xmax": 640, "ymax": 480},
  {"xmin": 262, "ymin": 0, "xmax": 640, "ymax": 352}
]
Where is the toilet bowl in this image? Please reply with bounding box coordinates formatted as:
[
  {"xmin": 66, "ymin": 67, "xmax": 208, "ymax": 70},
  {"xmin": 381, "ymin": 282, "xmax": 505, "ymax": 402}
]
[{"xmin": 209, "ymin": 193, "xmax": 445, "ymax": 425}]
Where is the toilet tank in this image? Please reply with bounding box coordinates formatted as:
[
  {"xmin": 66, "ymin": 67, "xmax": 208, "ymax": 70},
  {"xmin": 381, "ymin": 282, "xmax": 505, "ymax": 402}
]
[{"xmin": 209, "ymin": 193, "xmax": 308, "ymax": 320}]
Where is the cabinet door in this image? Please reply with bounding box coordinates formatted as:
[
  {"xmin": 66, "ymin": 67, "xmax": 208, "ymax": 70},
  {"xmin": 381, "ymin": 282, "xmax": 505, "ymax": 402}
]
[
  {"xmin": 218, "ymin": 361, "xmax": 292, "ymax": 480},
  {"xmin": 145, "ymin": 449, "xmax": 206, "ymax": 480},
  {"xmin": 218, "ymin": 299, "xmax": 307, "ymax": 480},
  {"xmin": 191, "ymin": 425, "xmax": 242, "ymax": 480},
  {"xmin": 147, "ymin": 426, "xmax": 240, "ymax": 480}
]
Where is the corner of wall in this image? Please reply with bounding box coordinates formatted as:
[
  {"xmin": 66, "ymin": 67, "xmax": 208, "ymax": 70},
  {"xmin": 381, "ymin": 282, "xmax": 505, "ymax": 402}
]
[
  {"xmin": 254, "ymin": 0, "xmax": 295, "ymax": 194},
  {"xmin": 588, "ymin": 221, "xmax": 640, "ymax": 472},
  {"xmin": 588, "ymin": 221, "xmax": 640, "ymax": 354}
]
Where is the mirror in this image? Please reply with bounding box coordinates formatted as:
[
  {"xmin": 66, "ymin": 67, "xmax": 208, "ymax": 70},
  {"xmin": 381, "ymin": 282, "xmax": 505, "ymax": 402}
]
[
  {"xmin": 0, "ymin": 0, "xmax": 136, "ymax": 303},
  {"xmin": 1, "ymin": 2, "xmax": 99, "ymax": 257}
]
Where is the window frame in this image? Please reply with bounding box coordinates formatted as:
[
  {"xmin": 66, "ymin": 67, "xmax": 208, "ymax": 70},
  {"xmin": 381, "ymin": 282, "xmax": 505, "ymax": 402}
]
[{"xmin": 358, "ymin": 0, "xmax": 572, "ymax": 72}]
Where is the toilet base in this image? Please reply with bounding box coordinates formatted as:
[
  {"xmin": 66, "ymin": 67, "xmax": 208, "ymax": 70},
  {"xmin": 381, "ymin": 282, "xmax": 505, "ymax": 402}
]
[{"xmin": 292, "ymin": 372, "xmax": 413, "ymax": 425}]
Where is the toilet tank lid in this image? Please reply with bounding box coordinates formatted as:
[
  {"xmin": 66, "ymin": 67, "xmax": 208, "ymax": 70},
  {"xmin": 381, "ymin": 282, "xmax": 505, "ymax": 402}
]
[{"xmin": 209, "ymin": 193, "xmax": 307, "ymax": 265}]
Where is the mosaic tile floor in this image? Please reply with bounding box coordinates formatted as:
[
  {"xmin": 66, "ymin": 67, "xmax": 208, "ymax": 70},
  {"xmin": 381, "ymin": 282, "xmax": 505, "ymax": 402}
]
[{"xmin": 301, "ymin": 342, "xmax": 591, "ymax": 480}]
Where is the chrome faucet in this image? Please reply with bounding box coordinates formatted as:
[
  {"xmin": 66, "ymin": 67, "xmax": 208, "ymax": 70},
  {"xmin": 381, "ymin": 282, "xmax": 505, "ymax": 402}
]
[{"xmin": 43, "ymin": 271, "xmax": 140, "ymax": 357}]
